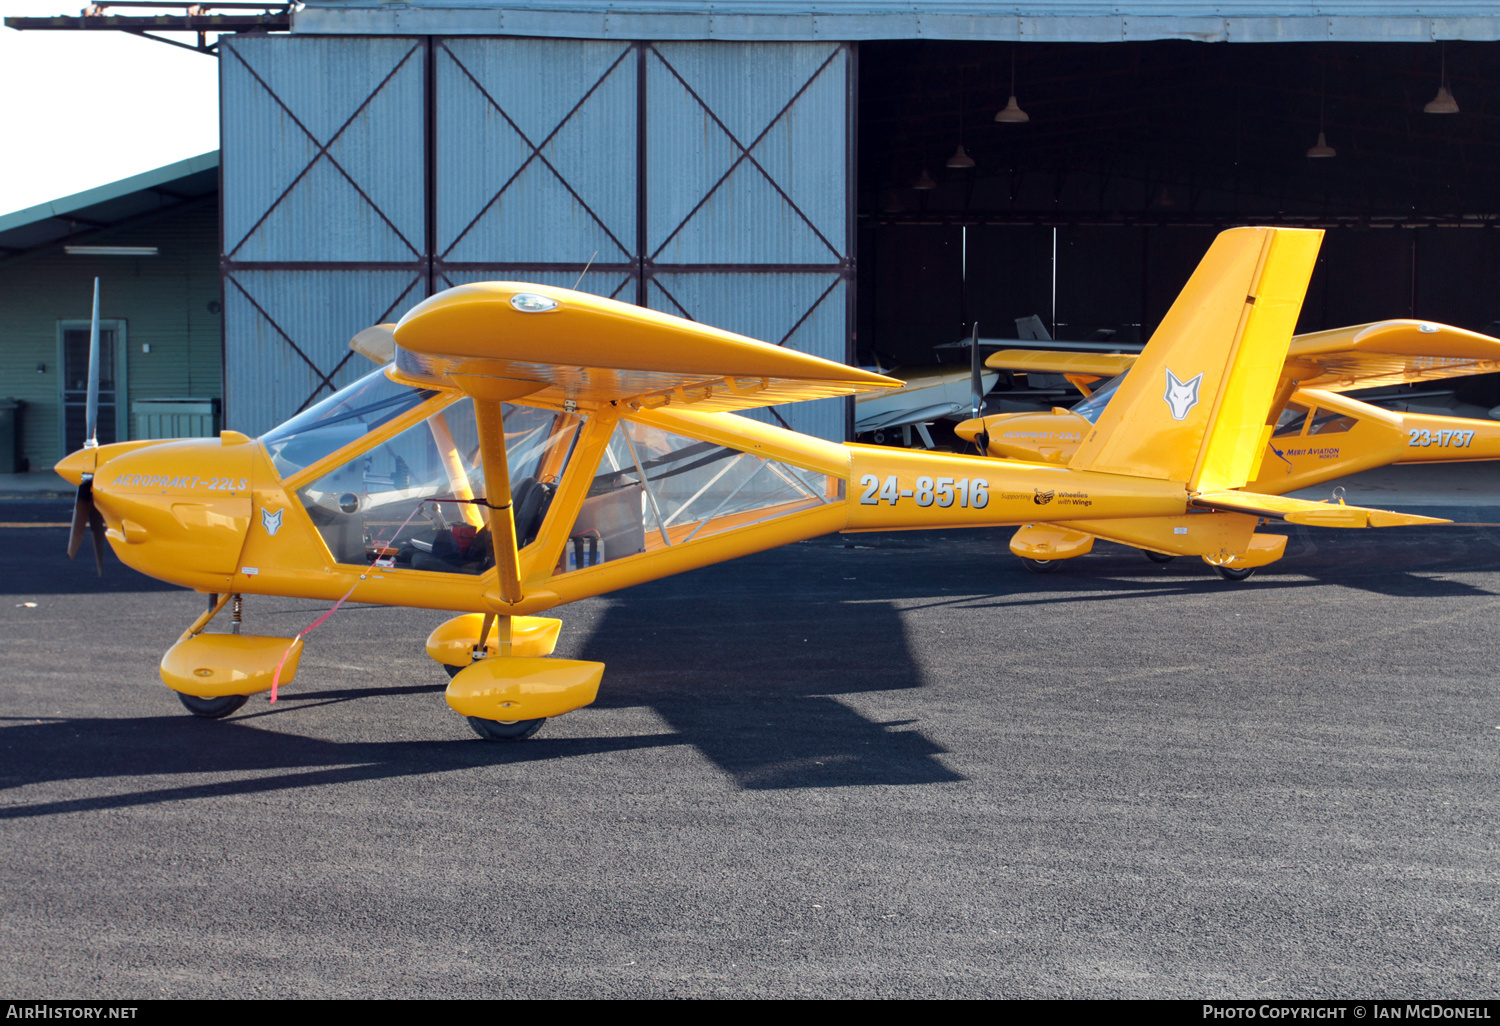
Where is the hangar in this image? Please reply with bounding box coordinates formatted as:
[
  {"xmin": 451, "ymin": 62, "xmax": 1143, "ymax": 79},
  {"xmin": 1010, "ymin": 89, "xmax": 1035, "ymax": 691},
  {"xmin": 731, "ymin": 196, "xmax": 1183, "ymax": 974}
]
[{"xmin": 8, "ymin": 1, "xmax": 1500, "ymax": 452}]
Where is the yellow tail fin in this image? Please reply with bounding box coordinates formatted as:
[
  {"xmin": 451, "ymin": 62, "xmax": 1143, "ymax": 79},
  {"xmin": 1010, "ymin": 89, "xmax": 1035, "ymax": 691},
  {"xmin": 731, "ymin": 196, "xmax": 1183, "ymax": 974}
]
[{"xmin": 1068, "ymin": 226, "xmax": 1323, "ymax": 490}]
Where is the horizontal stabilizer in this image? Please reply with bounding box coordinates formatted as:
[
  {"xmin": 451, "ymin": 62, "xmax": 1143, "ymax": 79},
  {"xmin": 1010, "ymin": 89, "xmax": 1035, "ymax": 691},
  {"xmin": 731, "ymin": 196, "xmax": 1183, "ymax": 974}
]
[
  {"xmin": 392, "ymin": 282, "xmax": 902, "ymax": 411},
  {"xmin": 986, "ymin": 320, "xmax": 1500, "ymax": 399},
  {"xmin": 1286, "ymin": 320, "xmax": 1500, "ymax": 392},
  {"xmin": 985, "ymin": 349, "xmax": 1138, "ymax": 378},
  {"xmin": 1193, "ymin": 490, "xmax": 1450, "ymax": 528}
]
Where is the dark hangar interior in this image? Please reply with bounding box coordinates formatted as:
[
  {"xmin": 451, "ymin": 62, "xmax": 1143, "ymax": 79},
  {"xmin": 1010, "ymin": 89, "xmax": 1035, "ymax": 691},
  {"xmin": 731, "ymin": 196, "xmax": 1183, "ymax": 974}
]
[{"xmin": 856, "ymin": 38, "xmax": 1500, "ymax": 408}]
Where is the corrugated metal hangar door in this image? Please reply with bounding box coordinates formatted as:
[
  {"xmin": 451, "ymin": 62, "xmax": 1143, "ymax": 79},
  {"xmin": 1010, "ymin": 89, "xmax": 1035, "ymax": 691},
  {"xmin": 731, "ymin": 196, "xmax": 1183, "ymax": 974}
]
[
  {"xmin": 641, "ymin": 42, "xmax": 853, "ymax": 440},
  {"xmin": 221, "ymin": 36, "xmax": 429, "ymax": 435},
  {"xmin": 433, "ymin": 39, "xmax": 641, "ymax": 302},
  {"xmin": 223, "ymin": 36, "xmax": 853, "ymax": 439}
]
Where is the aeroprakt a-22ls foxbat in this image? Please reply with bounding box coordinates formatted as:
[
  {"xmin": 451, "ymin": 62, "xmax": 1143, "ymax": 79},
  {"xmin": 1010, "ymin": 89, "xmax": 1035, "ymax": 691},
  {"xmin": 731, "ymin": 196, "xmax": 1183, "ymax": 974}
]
[
  {"xmin": 57, "ymin": 226, "xmax": 1444, "ymax": 740},
  {"xmin": 959, "ymin": 318, "xmax": 1500, "ymax": 577}
]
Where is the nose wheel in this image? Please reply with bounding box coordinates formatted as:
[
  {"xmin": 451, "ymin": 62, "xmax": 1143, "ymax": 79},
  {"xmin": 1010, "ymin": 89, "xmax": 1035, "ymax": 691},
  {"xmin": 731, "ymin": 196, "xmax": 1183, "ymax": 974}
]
[
  {"xmin": 177, "ymin": 693, "xmax": 248, "ymax": 719},
  {"xmin": 1020, "ymin": 557, "xmax": 1060, "ymax": 574},
  {"xmin": 466, "ymin": 716, "xmax": 546, "ymax": 740},
  {"xmin": 1215, "ymin": 565, "xmax": 1256, "ymax": 581}
]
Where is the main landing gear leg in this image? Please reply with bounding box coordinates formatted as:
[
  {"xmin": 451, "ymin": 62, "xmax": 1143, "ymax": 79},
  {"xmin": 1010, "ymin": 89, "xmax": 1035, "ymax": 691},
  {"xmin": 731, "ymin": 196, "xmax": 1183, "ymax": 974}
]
[{"xmin": 449, "ymin": 614, "xmax": 547, "ymax": 741}]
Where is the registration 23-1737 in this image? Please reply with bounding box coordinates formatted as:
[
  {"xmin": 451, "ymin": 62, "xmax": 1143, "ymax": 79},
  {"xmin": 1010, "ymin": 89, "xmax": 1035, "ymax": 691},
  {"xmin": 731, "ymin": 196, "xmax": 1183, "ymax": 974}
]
[
  {"xmin": 858, "ymin": 474, "xmax": 990, "ymax": 508},
  {"xmin": 1407, "ymin": 428, "xmax": 1473, "ymax": 448}
]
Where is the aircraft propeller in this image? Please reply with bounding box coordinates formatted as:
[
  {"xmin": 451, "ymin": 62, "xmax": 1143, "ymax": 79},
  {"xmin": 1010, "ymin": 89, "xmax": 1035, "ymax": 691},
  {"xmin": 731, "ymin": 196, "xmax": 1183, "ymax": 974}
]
[
  {"xmin": 65, "ymin": 278, "xmax": 107, "ymax": 576},
  {"xmin": 969, "ymin": 321, "xmax": 990, "ymax": 455}
]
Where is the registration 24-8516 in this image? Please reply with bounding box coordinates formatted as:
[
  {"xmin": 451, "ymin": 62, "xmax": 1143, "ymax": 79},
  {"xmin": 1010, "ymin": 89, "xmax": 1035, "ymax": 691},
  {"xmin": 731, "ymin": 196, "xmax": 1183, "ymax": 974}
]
[{"xmin": 858, "ymin": 475, "xmax": 990, "ymax": 508}]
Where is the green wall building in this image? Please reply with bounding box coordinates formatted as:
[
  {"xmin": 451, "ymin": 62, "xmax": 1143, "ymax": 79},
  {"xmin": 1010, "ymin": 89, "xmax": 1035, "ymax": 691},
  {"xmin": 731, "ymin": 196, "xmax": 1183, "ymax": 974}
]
[{"xmin": 0, "ymin": 152, "xmax": 221, "ymax": 476}]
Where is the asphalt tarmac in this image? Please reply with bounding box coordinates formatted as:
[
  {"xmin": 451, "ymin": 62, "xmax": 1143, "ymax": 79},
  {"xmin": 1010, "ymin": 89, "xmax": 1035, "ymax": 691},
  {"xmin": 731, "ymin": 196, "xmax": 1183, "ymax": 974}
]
[{"xmin": 2, "ymin": 499, "xmax": 1498, "ymax": 999}]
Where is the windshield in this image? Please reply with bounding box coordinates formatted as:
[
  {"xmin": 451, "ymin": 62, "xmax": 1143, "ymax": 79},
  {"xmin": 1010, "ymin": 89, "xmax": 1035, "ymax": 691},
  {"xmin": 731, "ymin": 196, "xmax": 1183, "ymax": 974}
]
[
  {"xmin": 261, "ymin": 367, "xmax": 438, "ymax": 478},
  {"xmin": 1070, "ymin": 370, "xmax": 1128, "ymax": 424},
  {"xmin": 296, "ymin": 398, "xmax": 585, "ymax": 571}
]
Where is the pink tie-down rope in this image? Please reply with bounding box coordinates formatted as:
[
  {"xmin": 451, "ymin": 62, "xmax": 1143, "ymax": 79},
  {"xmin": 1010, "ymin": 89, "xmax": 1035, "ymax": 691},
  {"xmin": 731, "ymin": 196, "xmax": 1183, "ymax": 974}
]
[{"xmin": 268, "ymin": 500, "xmax": 435, "ymax": 702}]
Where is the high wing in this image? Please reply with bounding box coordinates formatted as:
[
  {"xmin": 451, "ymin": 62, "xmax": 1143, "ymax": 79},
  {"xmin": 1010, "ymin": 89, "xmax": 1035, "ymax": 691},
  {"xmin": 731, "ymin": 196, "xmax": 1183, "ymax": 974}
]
[
  {"xmin": 1192, "ymin": 489, "xmax": 1447, "ymax": 527},
  {"xmin": 984, "ymin": 349, "xmax": 1137, "ymax": 378},
  {"xmin": 853, "ymin": 364, "xmax": 999, "ymax": 434},
  {"xmin": 1284, "ymin": 320, "xmax": 1500, "ymax": 391},
  {"xmin": 985, "ymin": 319, "xmax": 1500, "ymax": 394},
  {"xmin": 390, "ymin": 281, "xmax": 902, "ymax": 411}
]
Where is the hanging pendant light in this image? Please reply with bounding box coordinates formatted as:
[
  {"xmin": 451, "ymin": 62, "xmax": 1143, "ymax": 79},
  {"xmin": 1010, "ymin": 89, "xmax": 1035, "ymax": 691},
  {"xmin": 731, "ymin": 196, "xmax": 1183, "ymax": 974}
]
[
  {"xmin": 946, "ymin": 143, "xmax": 975, "ymax": 169},
  {"xmin": 1307, "ymin": 63, "xmax": 1337, "ymax": 158},
  {"xmin": 913, "ymin": 168, "xmax": 937, "ymax": 190},
  {"xmin": 1425, "ymin": 85, "xmax": 1459, "ymax": 114},
  {"xmin": 1425, "ymin": 44, "xmax": 1460, "ymax": 114},
  {"xmin": 948, "ymin": 70, "xmax": 976, "ymax": 169},
  {"xmin": 1306, "ymin": 131, "xmax": 1337, "ymax": 158},
  {"xmin": 995, "ymin": 52, "xmax": 1030, "ymax": 123},
  {"xmin": 995, "ymin": 96, "xmax": 1029, "ymax": 124}
]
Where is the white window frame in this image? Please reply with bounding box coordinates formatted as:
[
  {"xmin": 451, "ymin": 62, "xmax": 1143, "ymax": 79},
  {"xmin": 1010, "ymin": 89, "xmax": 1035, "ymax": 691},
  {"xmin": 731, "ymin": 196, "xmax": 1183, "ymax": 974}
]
[{"xmin": 56, "ymin": 319, "xmax": 129, "ymax": 456}]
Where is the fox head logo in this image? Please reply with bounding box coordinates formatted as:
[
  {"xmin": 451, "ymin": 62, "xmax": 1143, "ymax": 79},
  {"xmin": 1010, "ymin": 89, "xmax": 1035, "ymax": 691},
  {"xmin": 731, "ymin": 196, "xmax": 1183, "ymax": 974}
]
[
  {"xmin": 261, "ymin": 507, "xmax": 283, "ymax": 537},
  {"xmin": 1163, "ymin": 369, "xmax": 1204, "ymax": 421}
]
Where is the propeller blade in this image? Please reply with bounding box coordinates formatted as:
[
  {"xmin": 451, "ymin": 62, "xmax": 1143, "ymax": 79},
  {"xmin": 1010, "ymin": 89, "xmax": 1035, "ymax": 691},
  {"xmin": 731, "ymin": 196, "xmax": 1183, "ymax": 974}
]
[
  {"xmin": 66, "ymin": 479, "xmax": 93, "ymax": 561},
  {"xmin": 969, "ymin": 322, "xmax": 990, "ymax": 456},
  {"xmin": 66, "ymin": 479, "xmax": 107, "ymax": 577},
  {"xmin": 969, "ymin": 320, "xmax": 983, "ymax": 420},
  {"xmin": 88, "ymin": 504, "xmax": 106, "ymax": 577},
  {"xmin": 85, "ymin": 277, "xmax": 100, "ymax": 448}
]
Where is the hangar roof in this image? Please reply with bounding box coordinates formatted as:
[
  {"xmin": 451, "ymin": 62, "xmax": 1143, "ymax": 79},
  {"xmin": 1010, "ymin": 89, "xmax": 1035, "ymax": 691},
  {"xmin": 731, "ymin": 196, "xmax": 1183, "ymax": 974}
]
[
  {"xmin": 294, "ymin": 1, "xmax": 1500, "ymax": 42},
  {"xmin": 0, "ymin": 151, "xmax": 218, "ymax": 260}
]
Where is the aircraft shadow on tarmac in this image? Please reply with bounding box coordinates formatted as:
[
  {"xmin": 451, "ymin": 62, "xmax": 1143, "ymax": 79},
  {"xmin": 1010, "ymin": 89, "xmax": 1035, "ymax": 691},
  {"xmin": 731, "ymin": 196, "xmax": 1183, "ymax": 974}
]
[
  {"xmin": 6, "ymin": 521, "xmax": 1500, "ymax": 812},
  {"xmin": 573, "ymin": 587, "xmax": 961, "ymax": 791},
  {"xmin": 0, "ymin": 713, "xmax": 681, "ymax": 821}
]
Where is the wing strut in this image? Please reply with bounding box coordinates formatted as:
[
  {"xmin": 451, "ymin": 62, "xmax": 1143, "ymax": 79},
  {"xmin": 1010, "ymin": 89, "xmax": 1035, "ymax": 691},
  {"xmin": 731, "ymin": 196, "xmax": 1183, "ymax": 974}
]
[{"xmin": 473, "ymin": 400, "xmax": 526, "ymax": 605}]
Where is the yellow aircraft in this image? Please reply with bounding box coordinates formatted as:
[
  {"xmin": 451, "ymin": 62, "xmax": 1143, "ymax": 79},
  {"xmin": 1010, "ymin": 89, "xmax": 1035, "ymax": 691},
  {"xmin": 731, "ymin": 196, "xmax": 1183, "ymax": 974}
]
[
  {"xmin": 957, "ymin": 321, "xmax": 1500, "ymax": 578},
  {"xmin": 56, "ymin": 226, "xmax": 1447, "ymax": 740}
]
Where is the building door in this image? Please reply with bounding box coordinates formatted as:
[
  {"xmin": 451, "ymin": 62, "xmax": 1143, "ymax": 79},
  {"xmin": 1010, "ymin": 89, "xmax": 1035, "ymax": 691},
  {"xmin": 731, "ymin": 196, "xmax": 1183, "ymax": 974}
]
[{"xmin": 59, "ymin": 320, "xmax": 125, "ymax": 453}]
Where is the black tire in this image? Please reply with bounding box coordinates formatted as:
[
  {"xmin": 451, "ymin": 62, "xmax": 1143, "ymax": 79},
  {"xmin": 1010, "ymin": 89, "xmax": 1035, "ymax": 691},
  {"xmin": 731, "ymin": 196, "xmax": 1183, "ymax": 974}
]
[
  {"xmin": 1144, "ymin": 550, "xmax": 1176, "ymax": 564},
  {"xmin": 177, "ymin": 693, "xmax": 248, "ymax": 719},
  {"xmin": 443, "ymin": 662, "xmax": 464, "ymax": 679},
  {"xmin": 1020, "ymin": 557, "xmax": 1060, "ymax": 574},
  {"xmin": 1215, "ymin": 565, "xmax": 1256, "ymax": 581},
  {"xmin": 466, "ymin": 716, "xmax": 546, "ymax": 741}
]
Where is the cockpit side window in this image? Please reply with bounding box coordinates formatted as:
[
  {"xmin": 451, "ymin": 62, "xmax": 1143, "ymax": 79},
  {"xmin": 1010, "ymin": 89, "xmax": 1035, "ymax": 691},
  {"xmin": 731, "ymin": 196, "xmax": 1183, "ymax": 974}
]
[
  {"xmin": 1307, "ymin": 408, "xmax": 1358, "ymax": 435},
  {"xmin": 1272, "ymin": 402, "xmax": 1312, "ymax": 438},
  {"xmin": 551, "ymin": 418, "xmax": 839, "ymax": 577},
  {"xmin": 1071, "ymin": 370, "xmax": 1127, "ymax": 425},
  {"xmin": 261, "ymin": 367, "xmax": 438, "ymax": 479}
]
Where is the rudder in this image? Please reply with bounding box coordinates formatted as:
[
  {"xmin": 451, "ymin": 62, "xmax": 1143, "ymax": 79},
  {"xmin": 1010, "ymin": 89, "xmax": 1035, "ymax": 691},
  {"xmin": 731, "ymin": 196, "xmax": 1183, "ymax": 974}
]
[{"xmin": 1068, "ymin": 227, "xmax": 1323, "ymax": 490}]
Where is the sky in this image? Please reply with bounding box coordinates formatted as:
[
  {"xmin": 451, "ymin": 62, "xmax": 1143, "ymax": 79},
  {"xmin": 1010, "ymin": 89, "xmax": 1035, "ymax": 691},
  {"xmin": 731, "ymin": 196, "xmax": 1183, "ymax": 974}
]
[{"xmin": 0, "ymin": 0, "xmax": 220, "ymax": 218}]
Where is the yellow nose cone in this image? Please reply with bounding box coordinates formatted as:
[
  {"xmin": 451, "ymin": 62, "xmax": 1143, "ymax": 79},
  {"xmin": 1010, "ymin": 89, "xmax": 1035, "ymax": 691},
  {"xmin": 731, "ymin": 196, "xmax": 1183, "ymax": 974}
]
[
  {"xmin": 953, "ymin": 417, "xmax": 985, "ymax": 444},
  {"xmin": 55, "ymin": 447, "xmax": 95, "ymax": 486}
]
